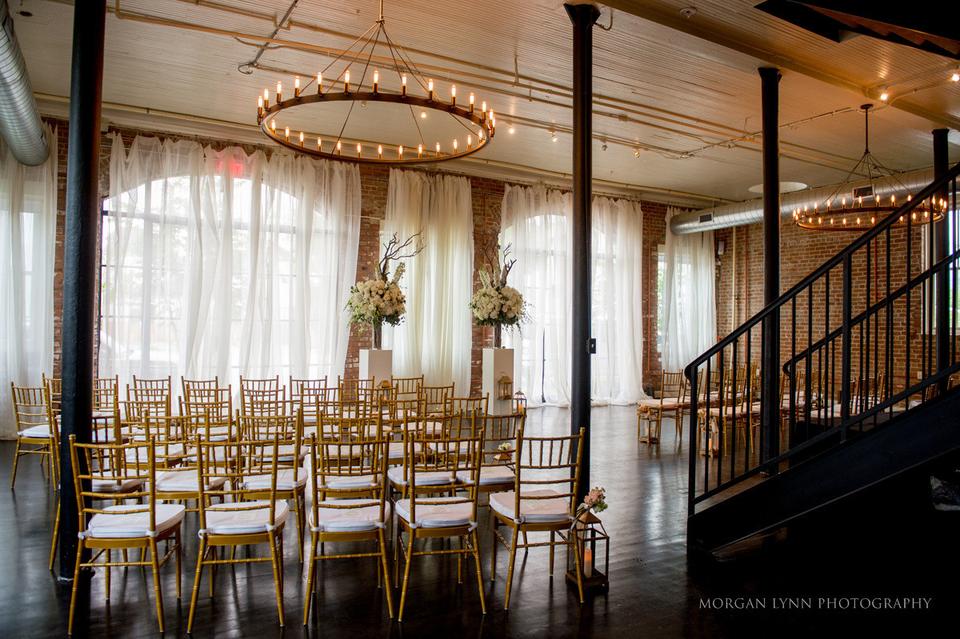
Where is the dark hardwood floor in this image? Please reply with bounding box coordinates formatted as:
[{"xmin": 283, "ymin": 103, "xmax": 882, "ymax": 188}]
[{"xmin": 1, "ymin": 406, "xmax": 956, "ymax": 638}]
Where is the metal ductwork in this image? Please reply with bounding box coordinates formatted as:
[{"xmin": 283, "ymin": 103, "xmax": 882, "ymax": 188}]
[
  {"xmin": 670, "ymin": 168, "xmax": 936, "ymax": 234},
  {"xmin": 0, "ymin": 0, "xmax": 47, "ymax": 166}
]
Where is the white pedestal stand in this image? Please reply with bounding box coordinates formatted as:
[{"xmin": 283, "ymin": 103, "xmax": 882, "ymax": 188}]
[
  {"xmin": 482, "ymin": 348, "xmax": 515, "ymax": 415},
  {"xmin": 359, "ymin": 349, "xmax": 393, "ymax": 384}
]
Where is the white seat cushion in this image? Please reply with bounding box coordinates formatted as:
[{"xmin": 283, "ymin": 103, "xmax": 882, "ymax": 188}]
[
  {"xmin": 489, "ymin": 489, "xmax": 572, "ymax": 524},
  {"xmin": 203, "ymin": 500, "xmax": 289, "ymax": 535},
  {"xmin": 387, "ymin": 466, "xmax": 457, "ymax": 487},
  {"xmin": 395, "ymin": 497, "xmax": 474, "ymax": 528},
  {"xmin": 319, "ymin": 473, "xmax": 380, "ymax": 490},
  {"xmin": 91, "ymin": 427, "xmax": 123, "ymax": 443},
  {"xmin": 87, "ymin": 503, "xmax": 185, "ymax": 539},
  {"xmin": 91, "ymin": 476, "xmax": 144, "ymax": 493},
  {"xmin": 125, "ymin": 444, "xmax": 185, "ymax": 463},
  {"xmin": 310, "ymin": 499, "xmax": 389, "ymax": 533},
  {"xmin": 458, "ymin": 465, "xmax": 515, "ymax": 486},
  {"xmin": 243, "ymin": 468, "xmax": 307, "ymax": 491},
  {"xmin": 156, "ymin": 469, "xmax": 226, "ymax": 493},
  {"xmin": 18, "ymin": 424, "xmax": 52, "ymax": 439},
  {"xmin": 387, "ymin": 441, "xmax": 431, "ymax": 460}
]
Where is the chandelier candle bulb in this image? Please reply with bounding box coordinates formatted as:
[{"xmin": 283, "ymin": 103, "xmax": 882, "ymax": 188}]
[
  {"xmin": 378, "ymin": 144, "xmax": 383, "ymax": 159},
  {"xmin": 263, "ymin": 88, "xmax": 269, "ymax": 108},
  {"xmin": 401, "ymin": 74, "xmax": 407, "ymax": 95},
  {"xmin": 469, "ymin": 92, "xmax": 475, "ymax": 112},
  {"xmin": 284, "ymin": 126, "xmax": 290, "ymax": 141},
  {"xmin": 435, "ymin": 141, "xmax": 440, "ymax": 155},
  {"xmin": 270, "ymin": 120, "xmax": 276, "ymax": 132},
  {"xmin": 344, "ymin": 70, "xmax": 350, "ymax": 92},
  {"xmin": 467, "ymin": 134, "xmax": 472, "ymax": 148},
  {"xmin": 357, "ymin": 143, "xmax": 362, "ymax": 157},
  {"xmin": 317, "ymin": 72, "xmax": 322, "ymax": 94},
  {"xmin": 257, "ymin": 95, "xmax": 263, "ymax": 117},
  {"xmin": 299, "ymin": 131, "xmax": 304, "ymax": 146},
  {"xmin": 428, "ymin": 79, "xmax": 434, "ymax": 100},
  {"xmin": 453, "ymin": 138, "xmax": 458, "ymax": 151},
  {"xmin": 276, "ymin": 81, "xmax": 282, "ymax": 103},
  {"xmin": 398, "ymin": 145, "xmax": 403, "ymax": 158},
  {"xmin": 336, "ymin": 141, "xmax": 342, "ymax": 155},
  {"xmin": 373, "ymin": 69, "xmax": 379, "ymax": 92},
  {"xmin": 451, "ymin": 84, "xmax": 456, "ymax": 105},
  {"xmin": 294, "ymin": 76, "xmax": 300, "ymax": 97},
  {"xmin": 317, "ymin": 137, "xmax": 322, "ymax": 150},
  {"xmin": 417, "ymin": 144, "xmax": 422, "ymax": 158}
]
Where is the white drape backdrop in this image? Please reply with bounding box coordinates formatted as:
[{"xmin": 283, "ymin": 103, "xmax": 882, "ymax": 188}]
[
  {"xmin": 661, "ymin": 206, "xmax": 717, "ymax": 371},
  {"xmin": 500, "ymin": 185, "xmax": 646, "ymax": 406},
  {"xmin": 0, "ymin": 125, "xmax": 57, "ymax": 438},
  {"xmin": 101, "ymin": 134, "xmax": 361, "ymax": 389},
  {"xmin": 382, "ymin": 169, "xmax": 473, "ymax": 393}
]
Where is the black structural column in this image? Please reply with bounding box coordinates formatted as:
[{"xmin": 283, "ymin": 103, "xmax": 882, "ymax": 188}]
[
  {"xmin": 565, "ymin": 1, "xmax": 600, "ymax": 501},
  {"xmin": 759, "ymin": 67, "xmax": 781, "ymax": 465},
  {"xmin": 58, "ymin": 1, "xmax": 107, "ymax": 581},
  {"xmin": 933, "ymin": 128, "xmax": 949, "ymax": 394}
]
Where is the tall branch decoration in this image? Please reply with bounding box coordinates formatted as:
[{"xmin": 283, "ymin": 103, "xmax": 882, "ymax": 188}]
[
  {"xmin": 470, "ymin": 243, "xmax": 527, "ymax": 348},
  {"xmin": 347, "ymin": 232, "xmax": 423, "ymax": 349}
]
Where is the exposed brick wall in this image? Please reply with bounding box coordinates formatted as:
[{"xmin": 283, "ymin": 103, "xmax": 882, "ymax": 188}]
[{"xmin": 45, "ymin": 118, "xmax": 668, "ymax": 397}]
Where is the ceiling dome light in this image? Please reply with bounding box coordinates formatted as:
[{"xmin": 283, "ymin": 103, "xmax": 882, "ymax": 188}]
[
  {"xmin": 951, "ymin": 71, "xmax": 960, "ymax": 82},
  {"xmin": 879, "ymin": 90, "xmax": 889, "ymax": 101}
]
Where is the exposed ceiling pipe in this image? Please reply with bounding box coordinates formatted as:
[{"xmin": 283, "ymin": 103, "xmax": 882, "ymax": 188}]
[
  {"xmin": 670, "ymin": 167, "xmax": 935, "ymax": 234},
  {"xmin": 0, "ymin": 0, "xmax": 47, "ymax": 165}
]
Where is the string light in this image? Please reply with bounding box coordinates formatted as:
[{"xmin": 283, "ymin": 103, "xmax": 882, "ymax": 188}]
[{"xmin": 344, "ymin": 70, "xmax": 351, "ymax": 92}]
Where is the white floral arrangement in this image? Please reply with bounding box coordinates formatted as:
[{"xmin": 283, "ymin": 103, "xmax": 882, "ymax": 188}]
[
  {"xmin": 470, "ymin": 244, "xmax": 527, "ymax": 328},
  {"xmin": 346, "ymin": 264, "xmax": 407, "ymax": 327},
  {"xmin": 347, "ymin": 233, "xmax": 423, "ymax": 346}
]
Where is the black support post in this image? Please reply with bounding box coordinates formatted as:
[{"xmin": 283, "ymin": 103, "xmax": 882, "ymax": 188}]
[
  {"xmin": 933, "ymin": 128, "xmax": 949, "ymax": 394},
  {"xmin": 565, "ymin": 1, "xmax": 599, "ymax": 501},
  {"xmin": 58, "ymin": 1, "xmax": 107, "ymax": 581},
  {"xmin": 759, "ymin": 67, "xmax": 781, "ymax": 465}
]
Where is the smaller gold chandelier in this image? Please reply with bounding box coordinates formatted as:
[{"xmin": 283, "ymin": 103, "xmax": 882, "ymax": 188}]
[
  {"xmin": 794, "ymin": 104, "xmax": 945, "ymax": 232},
  {"xmin": 255, "ymin": 1, "xmax": 495, "ymax": 164}
]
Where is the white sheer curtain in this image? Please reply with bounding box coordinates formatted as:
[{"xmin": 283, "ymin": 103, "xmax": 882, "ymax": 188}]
[
  {"xmin": 382, "ymin": 169, "xmax": 473, "ymax": 392},
  {"xmin": 100, "ymin": 133, "xmax": 361, "ymax": 388},
  {"xmin": 0, "ymin": 125, "xmax": 57, "ymax": 438},
  {"xmin": 661, "ymin": 206, "xmax": 716, "ymax": 371},
  {"xmin": 501, "ymin": 185, "xmax": 646, "ymax": 406}
]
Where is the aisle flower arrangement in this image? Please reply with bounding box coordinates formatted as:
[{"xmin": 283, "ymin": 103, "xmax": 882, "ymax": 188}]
[
  {"xmin": 470, "ymin": 244, "xmax": 527, "ymax": 347},
  {"xmin": 347, "ymin": 232, "xmax": 422, "ymax": 349}
]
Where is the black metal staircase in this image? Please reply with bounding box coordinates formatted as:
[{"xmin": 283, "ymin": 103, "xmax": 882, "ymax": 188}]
[{"xmin": 685, "ymin": 161, "xmax": 960, "ymax": 554}]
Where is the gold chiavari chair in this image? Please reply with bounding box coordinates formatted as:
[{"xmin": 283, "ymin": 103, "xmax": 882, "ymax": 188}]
[
  {"xmin": 181, "ymin": 377, "xmax": 221, "ymax": 402},
  {"xmin": 636, "ymin": 370, "xmax": 687, "ymax": 444},
  {"xmin": 67, "ymin": 435, "xmax": 184, "ymax": 635},
  {"xmin": 240, "ymin": 376, "xmax": 284, "ymax": 416},
  {"xmin": 379, "ymin": 397, "xmax": 426, "ymax": 465},
  {"xmin": 240, "ymin": 411, "xmax": 306, "ymax": 561},
  {"xmin": 303, "ymin": 419, "xmax": 394, "ymax": 624},
  {"xmin": 391, "ymin": 375, "xmax": 423, "ymax": 401},
  {"xmin": 394, "ymin": 428, "xmax": 486, "ymax": 621},
  {"xmin": 419, "ymin": 383, "xmax": 455, "ymax": 416},
  {"xmin": 461, "ymin": 411, "xmax": 525, "ymax": 497},
  {"xmin": 700, "ymin": 367, "xmax": 749, "ymax": 456},
  {"xmin": 129, "ymin": 376, "xmax": 173, "ymax": 414},
  {"xmin": 387, "ymin": 413, "xmax": 458, "ymax": 499},
  {"xmin": 290, "ymin": 376, "xmax": 328, "ymax": 404},
  {"xmin": 43, "ymin": 375, "xmax": 64, "ymax": 570},
  {"xmin": 187, "ymin": 435, "xmax": 286, "ymax": 632},
  {"xmin": 10, "ymin": 383, "xmax": 59, "ymax": 489},
  {"xmin": 446, "ymin": 394, "xmax": 490, "ymax": 418},
  {"xmin": 91, "ymin": 376, "xmax": 121, "ymax": 443},
  {"xmin": 121, "ymin": 404, "xmax": 188, "ymax": 473},
  {"xmin": 489, "ymin": 426, "xmax": 586, "ymax": 610},
  {"xmin": 338, "ymin": 376, "xmax": 375, "ymax": 403},
  {"xmin": 181, "ymin": 391, "xmax": 235, "ymax": 442},
  {"xmin": 154, "ymin": 410, "xmax": 229, "ymax": 514}
]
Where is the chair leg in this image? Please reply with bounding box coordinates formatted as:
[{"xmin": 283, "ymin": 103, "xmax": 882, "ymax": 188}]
[
  {"xmin": 269, "ymin": 531, "xmax": 285, "ymax": 626},
  {"xmin": 175, "ymin": 531, "xmax": 182, "ymax": 600},
  {"xmin": 187, "ymin": 538, "xmax": 207, "ymax": 634},
  {"xmin": 456, "ymin": 536, "xmax": 463, "ymax": 584},
  {"xmin": 48, "ymin": 496, "xmax": 60, "ymax": 571},
  {"xmin": 303, "ymin": 533, "xmax": 319, "ymax": 626},
  {"xmin": 293, "ymin": 494, "xmax": 304, "ymax": 563},
  {"xmin": 549, "ymin": 531, "xmax": 555, "ymax": 577},
  {"xmin": 10, "ymin": 440, "xmax": 22, "ymax": 489},
  {"xmin": 489, "ymin": 512, "xmax": 498, "ymax": 582},
  {"xmin": 378, "ymin": 528, "xmax": 395, "ymax": 619},
  {"xmin": 67, "ymin": 539, "xmax": 84, "ymax": 636},
  {"xmin": 104, "ymin": 549, "xmax": 111, "ymax": 601},
  {"xmin": 149, "ymin": 539, "xmax": 165, "ymax": 632},
  {"xmin": 397, "ymin": 529, "xmax": 415, "ymax": 622},
  {"xmin": 503, "ymin": 526, "xmax": 520, "ymax": 611},
  {"xmin": 470, "ymin": 530, "xmax": 486, "ymax": 615}
]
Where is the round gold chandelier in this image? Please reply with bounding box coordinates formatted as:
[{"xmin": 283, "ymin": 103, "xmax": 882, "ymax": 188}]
[
  {"xmin": 792, "ymin": 104, "xmax": 946, "ymax": 232},
  {"xmin": 255, "ymin": 1, "xmax": 495, "ymax": 164}
]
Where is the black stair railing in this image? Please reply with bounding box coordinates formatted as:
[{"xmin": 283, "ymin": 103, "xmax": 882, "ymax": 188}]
[{"xmin": 685, "ymin": 162, "xmax": 960, "ymax": 516}]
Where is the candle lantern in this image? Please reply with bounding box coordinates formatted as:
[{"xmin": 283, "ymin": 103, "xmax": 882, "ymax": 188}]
[{"xmin": 566, "ymin": 510, "xmax": 609, "ymax": 593}]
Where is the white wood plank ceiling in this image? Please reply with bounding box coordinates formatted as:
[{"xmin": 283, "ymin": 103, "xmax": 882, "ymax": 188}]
[{"xmin": 14, "ymin": 0, "xmax": 960, "ymax": 203}]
